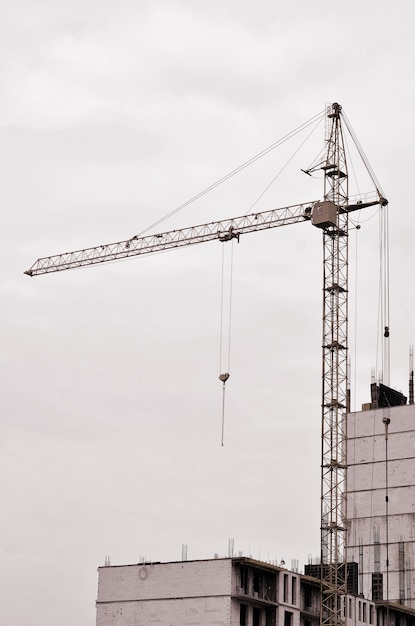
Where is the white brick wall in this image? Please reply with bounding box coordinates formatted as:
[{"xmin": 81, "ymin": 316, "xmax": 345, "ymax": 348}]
[
  {"xmin": 347, "ymin": 404, "xmax": 415, "ymax": 607},
  {"xmin": 96, "ymin": 559, "xmax": 233, "ymax": 626},
  {"xmin": 96, "ymin": 596, "xmax": 231, "ymax": 626}
]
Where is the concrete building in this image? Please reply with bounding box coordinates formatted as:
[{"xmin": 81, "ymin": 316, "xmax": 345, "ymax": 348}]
[
  {"xmin": 347, "ymin": 397, "xmax": 415, "ymax": 608},
  {"xmin": 96, "ymin": 557, "xmax": 294, "ymax": 626},
  {"xmin": 96, "ymin": 556, "xmax": 415, "ymax": 626}
]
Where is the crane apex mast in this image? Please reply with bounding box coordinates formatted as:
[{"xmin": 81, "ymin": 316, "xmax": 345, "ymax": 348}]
[{"xmin": 314, "ymin": 102, "xmax": 350, "ymax": 626}]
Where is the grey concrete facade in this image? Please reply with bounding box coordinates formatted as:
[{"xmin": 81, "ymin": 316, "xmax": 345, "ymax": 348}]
[
  {"xmin": 347, "ymin": 404, "xmax": 415, "ymax": 607},
  {"xmin": 95, "ymin": 557, "xmax": 381, "ymax": 626}
]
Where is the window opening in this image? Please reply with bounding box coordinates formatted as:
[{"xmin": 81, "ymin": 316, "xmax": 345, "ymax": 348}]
[
  {"xmin": 264, "ymin": 573, "xmax": 277, "ymax": 602},
  {"xmin": 240, "ymin": 604, "xmax": 247, "ymax": 626},
  {"xmin": 372, "ymin": 572, "xmax": 383, "ymax": 602},
  {"xmin": 283, "ymin": 574, "xmax": 289, "ymax": 603},
  {"xmin": 253, "ymin": 607, "xmax": 261, "ymax": 626},
  {"xmin": 291, "ymin": 576, "xmax": 297, "ymax": 605},
  {"xmin": 240, "ymin": 566, "xmax": 249, "ymax": 594},
  {"xmin": 304, "ymin": 585, "xmax": 312, "ymax": 609},
  {"xmin": 284, "ymin": 610, "xmax": 293, "ymax": 626}
]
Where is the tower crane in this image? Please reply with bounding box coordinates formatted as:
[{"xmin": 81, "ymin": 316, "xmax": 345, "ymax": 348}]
[{"xmin": 25, "ymin": 103, "xmax": 387, "ymax": 626}]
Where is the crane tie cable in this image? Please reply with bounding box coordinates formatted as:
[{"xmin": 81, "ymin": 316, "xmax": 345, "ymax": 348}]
[{"xmin": 130, "ymin": 109, "xmax": 326, "ymax": 240}]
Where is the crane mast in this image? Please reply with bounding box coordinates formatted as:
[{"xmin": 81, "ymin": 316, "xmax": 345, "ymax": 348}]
[
  {"xmin": 320, "ymin": 103, "xmax": 349, "ymax": 626},
  {"xmin": 25, "ymin": 103, "xmax": 386, "ymax": 626}
]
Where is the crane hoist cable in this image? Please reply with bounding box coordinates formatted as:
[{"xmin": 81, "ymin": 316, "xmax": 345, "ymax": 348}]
[
  {"xmin": 351, "ymin": 224, "xmax": 360, "ymax": 412},
  {"xmin": 376, "ymin": 201, "xmax": 391, "ymax": 385},
  {"xmin": 216, "ymin": 117, "xmax": 324, "ymax": 446},
  {"xmin": 218, "ymin": 240, "xmax": 234, "ymax": 446},
  {"xmin": 349, "ymin": 200, "xmax": 390, "ymax": 399},
  {"xmin": 215, "ymin": 115, "xmax": 325, "ymax": 446}
]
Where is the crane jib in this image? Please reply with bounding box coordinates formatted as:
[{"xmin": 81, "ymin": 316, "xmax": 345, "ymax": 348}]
[
  {"xmin": 24, "ymin": 198, "xmax": 385, "ymax": 277},
  {"xmin": 25, "ymin": 201, "xmax": 316, "ymax": 276}
]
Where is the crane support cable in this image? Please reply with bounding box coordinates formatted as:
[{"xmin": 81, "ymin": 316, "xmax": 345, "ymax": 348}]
[
  {"xmin": 131, "ymin": 109, "xmax": 326, "ymax": 238},
  {"xmin": 341, "ymin": 111, "xmax": 387, "ymax": 200},
  {"xmin": 248, "ymin": 113, "xmax": 325, "ymax": 213},
  {"xmin": 341, "ymin": 108, "xmax": 391, "ymax": 387}
]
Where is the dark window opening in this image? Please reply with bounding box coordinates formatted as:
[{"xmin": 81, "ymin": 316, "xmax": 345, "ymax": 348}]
[
  {"xmin": 372, "ymin": 572, "xmax": 383, "ymax": 602},
  {"xmin": 240, "ymin": 604, "xmax": 247, "ymax": 626},
  {"xmin": 253, "ymin": 571, "xmax": 262, "ymax": 594},
  {"xmin": 250, "ymin": 569, "xmax": 276, "ymax": 601},
  {"xmin": 291, "ymin": 576, "xmax": 297, "ymax": 605},
  {"xmin": 265, "ymin": 606, "xmax": 277, "ymax": 626},
  {"xmin": 240, "ymin": 566, "xmax": 249, "ymax": 594},
  {"xmin": 253, "ymin": 607, "xmax": 261, "ymax": 626},
  {"xmin": 283, "ymin": 574, "xmax": 289, "ymax": 603},
  {"xmin": 284, "ymin": 610, "xmax": 293, "ymax": 626},
  {"xmin": 264, "ymin": 572, "xmax": 277, "ymax": 602},
  {"xmin": 304, "ymin": 585, "xmax": 312, "ymax": 609}
]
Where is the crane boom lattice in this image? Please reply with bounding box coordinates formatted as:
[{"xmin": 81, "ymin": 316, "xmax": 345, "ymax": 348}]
[{"xmin": 25, "ymin": 203, "xmax": 315, "ymax": 277}]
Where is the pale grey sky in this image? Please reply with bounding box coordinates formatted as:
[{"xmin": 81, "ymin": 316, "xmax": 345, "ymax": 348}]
[{"xmin": 1, "ymin": 1, "xmax": 415, "ymax": 624}]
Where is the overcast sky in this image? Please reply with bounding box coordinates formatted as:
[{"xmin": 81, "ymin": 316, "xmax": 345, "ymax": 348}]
[{"xmin": 2, "ymin": 1, "xmax": 415, "ymax": 625}]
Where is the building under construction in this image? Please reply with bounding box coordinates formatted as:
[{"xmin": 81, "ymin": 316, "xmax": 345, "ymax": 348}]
[
  {"xmin": 95, "ymin": 556, "xmax": 415, "ymax": 626},
  {"xmin": 94, "ymin": 381, "xmax": 415, "ymax": 626},
  {"xmin": 347, "ymin": 388, "xmax": 415, "ymax": 609}
]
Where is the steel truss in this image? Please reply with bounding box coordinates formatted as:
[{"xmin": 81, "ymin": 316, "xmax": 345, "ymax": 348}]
[
  {"xmin": 320, "ymin": 103, "xmax": 349, "ymax": 626},
  {"xmin": 25, "ymin": 202, "xmax": 316, "ymax": 276}
]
